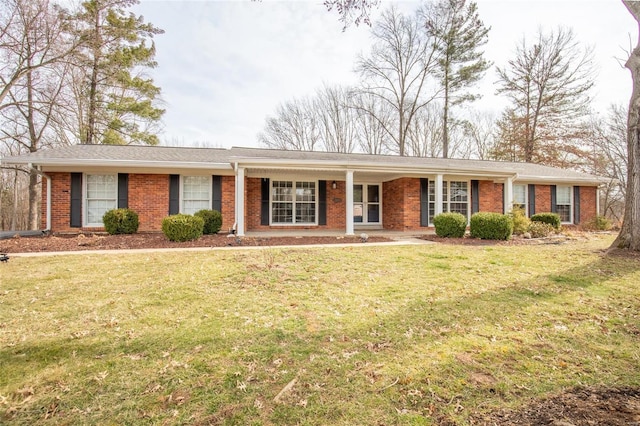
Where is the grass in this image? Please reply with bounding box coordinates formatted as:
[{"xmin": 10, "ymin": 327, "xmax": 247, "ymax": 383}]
[{"xmin": 1, "ymin": 234, "xmax": 639, "ymax": 425}]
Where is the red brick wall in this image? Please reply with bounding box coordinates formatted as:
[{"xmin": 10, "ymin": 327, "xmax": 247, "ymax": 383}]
[
  {"xmin": 246, "ymin": 178, "xmax": 346, "ymax": 231},
  {"xmin": 534, "ymin": 185, "xmax": 551, "ymax": 213},
  {"xmin": 128, "ymin": 174, "xmax": 169, "ymax": 231},
  {"xmin": 220, "ymin": 176, "xmax": 235, "ymax": 233},
  {"xmin": 478, "ymin": 181, "xmax": 504, "ymax": 213},
  {"xmin": 383, "ymin": 178, "xmax": 421, "ymax": 230},
  {"xmin": 579, "ymin": 186, "xmax": 597, "ymax": 224},
  {"xmin": 43, "ymin": 172, "xmax": 72, "ymax": 232}
]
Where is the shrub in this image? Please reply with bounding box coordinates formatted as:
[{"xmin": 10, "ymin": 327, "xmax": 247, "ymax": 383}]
[
  {"xmin": 470, "ymin": 212, "xmax": 514, "ymax": 240},
  {"xmin": 433, "ymin": 212, "xmax": 467, "ymax": 238},
  {"xmin": 531, "ymin": 212, "xmax": 561, "ymax": 230},
  {"xmin": 102, "ymin": 208, "xmax": 139, "ymax": 235},
  {"xmin": 584, "ymin": 215, "xmax": 612, "ymax": 231},
  {"xmin": 194, "ymin": 209, "xmax": 223, "ymax": 235},
  {"xmin": 527, "ymin": 221, "xmax": 555, "ymax": 238},
  {"xmin": 510, "ymin": 205, "xmax": 531, "ymax": 235},
  {"xmin": 161, "ymin": 214, "xmax": 204, "ymax": 242}
]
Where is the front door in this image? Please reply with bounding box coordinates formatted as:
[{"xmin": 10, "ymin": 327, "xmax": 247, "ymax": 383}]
[{"xmin": 353, "ymin": 184, "xmax": 381, "ymax": 225}]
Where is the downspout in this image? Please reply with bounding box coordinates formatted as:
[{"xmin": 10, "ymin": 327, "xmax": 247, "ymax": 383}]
[{"xmin": 31, "ymin": 165, "xmax": 51, "ymax": 233}]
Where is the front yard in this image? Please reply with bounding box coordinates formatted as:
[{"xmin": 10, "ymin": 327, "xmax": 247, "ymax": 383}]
[{"xmin": 1, "ymin": 234, "xmax": 639, "ymax": 425}]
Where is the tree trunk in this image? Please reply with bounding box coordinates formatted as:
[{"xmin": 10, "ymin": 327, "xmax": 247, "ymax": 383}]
[{"xmin": 612, "ymin": 1, "xmax": 640, "ymax": 250}]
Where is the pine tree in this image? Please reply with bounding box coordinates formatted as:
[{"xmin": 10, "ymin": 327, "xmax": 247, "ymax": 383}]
[{"xmin": 74, "ymin": 0, "xmax": 164, "ymax": 145}]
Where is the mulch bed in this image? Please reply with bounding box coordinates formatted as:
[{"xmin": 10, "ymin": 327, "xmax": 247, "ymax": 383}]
[{"xmin": 0, "ymin": 232, "xmax": 391, "ymax": 254}]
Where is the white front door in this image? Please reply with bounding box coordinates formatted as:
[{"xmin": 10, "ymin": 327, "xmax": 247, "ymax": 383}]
[{"xmin": 353, "ymin": 184, "xmax": 381, "ymax": 225}]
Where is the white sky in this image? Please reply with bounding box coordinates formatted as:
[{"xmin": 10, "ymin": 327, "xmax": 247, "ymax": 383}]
[{"xmin": 134, "ymin": 0, "xmax": 637, "ymax": 148}]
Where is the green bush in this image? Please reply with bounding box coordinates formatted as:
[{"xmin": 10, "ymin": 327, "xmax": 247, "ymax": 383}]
[
  {"xmin": 531, "ymin": 212, "xmax": 561, "ymax": 230},
  {"xmin": 194, "ymin": 209, "xmax": 223, "ymax": 235},
  {"xmin": 510, "ymin": 205, "xmax": 531, "ymax": 235},
  {"xmin": 584, "ymin": 215, "xmax": 612, "ymax": 231},
  {"xmin": 433, "ymin": 212, "xmax": 467, "ymax": 238},
  {"xmin": 527, "ymin": 221, "xmax": 555, "ymax": 238},
  {"xmin": 102, "ymin": 208, "xmax": 139, "ymax": 235},
  {"xmin": 470, "ymin": 212, "xmax": 514, "ymax": 240},
  {"xmin": 161, "ymin": 214, "xmax": 204, "ymax": 242}
]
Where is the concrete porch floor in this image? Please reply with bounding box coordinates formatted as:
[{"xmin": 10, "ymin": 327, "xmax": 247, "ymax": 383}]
[{"xmin": 244, "ymin": 229, "xmax": 436, "ymax": 239}]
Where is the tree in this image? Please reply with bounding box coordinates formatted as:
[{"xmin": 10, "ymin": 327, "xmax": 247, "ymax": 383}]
[
  {"xmin": 355, "ymin": 6, "xmax": 439, "ymax": 156},
  {"xmin": 314, "ymin": 84, "xmax": 358, "ymax": 153},
  {"xmin": 73, "ymin": 0, "xmax": 164, "ymax": 145},
  {"xmin": 420, "ymin": 0, "xmax": 490, "ymax": 158},
  {"xmin": 324, "ymin": 0, "xmax": 380, "ymax": 29},
  {"xmin": 462, "ymin": 109, "xmax": 497, "ymax": 160},
  {"xmin": 258, "ymin": 96, "xmax": 321, "ymax": 151},
  {"xmin": 495, "ymin": 27, "xmax": 595, "ymax": 164},
  {"xmin": 612, "ymin": 1, "xmax": 640, "ymax": 251},
  {"xmin": 0, "ymin": 0, "xmax": 76, "ymax": 230},
  {"xmin": 350, "ymin": 90, "xmax": 391, "ymax": 155}
]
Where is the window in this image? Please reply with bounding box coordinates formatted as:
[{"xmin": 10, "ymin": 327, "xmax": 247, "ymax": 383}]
[
  {"xmin": 85, "ymin": 174, "xmax": 117, "ymax": 226},
  {"xmin": 428, "ymin": 180, "xmax": 469, "ymax": 223},
  {"xmin": 271, "ymin": 180, "xmax": 316, "ymax": 224},
  {"xmin": 353, "ymin": 184, "xmax": 380, "ymax": 224},
  {"xmin": 556, "ymin": 185, "xmax": 572, "ymax": 223},
  {"xmin": 513, "ymin": 184, "xmax": 527, "ymax": 213},
  {"xmin": 182, "ymin": 176, "xmax": 211, "ymax": 215}
]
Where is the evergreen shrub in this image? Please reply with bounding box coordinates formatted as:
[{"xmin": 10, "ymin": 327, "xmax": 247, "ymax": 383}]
[
  {"xmin": 162, "ymin": 214, "xmax": 204, "ymax": 242},
  {"xmin": 433, "ymin": 212, "xmax": 467, "ymax": 238},
  {"xmin": 531, "ymin": 213, "xmax": 561, "ymax": 230},
  {"xmin": 470, "ymin": 212, "xmax": 513, "ymax": 240},
  {"xmin": 102, "ymin": 208, "xmax": 139, "ymax": 235},
  {"xmin": 194, "ymin": 209, "xmax": 223, "ymax": 235}
]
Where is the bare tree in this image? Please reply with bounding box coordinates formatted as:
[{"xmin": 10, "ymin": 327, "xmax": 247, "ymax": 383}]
[
  {"xmin": 612, "ymin": 0, "xmax": 640, "ymax": 251},
  {"xmin": 420, "ymin": 0, "xmax": 491, "ymax": 158},
  {"xmin": 349, "ymin": 90, "xmax": 391, "ymax": 154},
  {"xmin": 406, "ymin": 103, "xmax": 443, "ymax": 157},
  {"xmin": 463, "ymin": 109, "xmax": 497, "ymax": 160},
  {"xmin": 315, "ymin": 84, "xmax": 358, "ymax": 153},
  {"xmin": 258, "ymin": 96, "xmax": 321, "ymax": 151},
  {"xmin": 355, "ymin": 6, "xmax": 440, "ymax": 156},
  {"xmin": 495, "ymin": 27, "xmax": 596, "ymax": 164},
  {"xmin": 324, "ymin": 0, "xmax": 380, "ymax": 29}
]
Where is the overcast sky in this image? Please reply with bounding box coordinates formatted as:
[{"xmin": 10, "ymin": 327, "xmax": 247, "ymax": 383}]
[{"xmin": 134, "ymin": 0, "xmax": 637, "ymax": 148}]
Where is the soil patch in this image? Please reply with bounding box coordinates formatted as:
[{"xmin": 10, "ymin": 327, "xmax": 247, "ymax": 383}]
[
  {"xmin": 471, "ymin": 386, "xmax": 640, "ymax": 426},
  {"xmin": 0, "ymin": 232, "xmax": 391, "ymax": 254}
]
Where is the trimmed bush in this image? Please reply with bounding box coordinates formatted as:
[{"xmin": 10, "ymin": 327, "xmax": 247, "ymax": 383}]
[
  {"xmin": 527, "ymin": 221, "xmax": 555, "ymax": 238},
  {"xmin": 531, "ymin": 212, "xmax": 561, "ymax": 230},
  {"xmin": 510, "ymin": 205, "xmax": 531, "ymax": 235},
  {"xmin": 102, "ymin": 208, "xmax": 139, "ymax": 235},
  {"xmin": 433, "ymin": 212, "xmax": 467, "ymax": 238},
  {"xmin": 161, "ymin": 214, "xmax": 204, "ymax": 242},
  {"xmin": 194, "ymin": 209, "xmax": 223, "ymax": 235},
  {"xmin": 470, "ymin": 212, "xmax": 513, "ymax": 240}
]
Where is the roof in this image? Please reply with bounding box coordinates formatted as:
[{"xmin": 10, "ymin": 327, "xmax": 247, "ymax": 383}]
[{"xmin": 1, "ymin": 144, "xmax": 607, "ymax": 184}]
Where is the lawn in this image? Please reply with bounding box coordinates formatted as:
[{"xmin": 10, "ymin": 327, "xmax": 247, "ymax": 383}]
[{"xmin": 1, "ymin": 234, "xmax": 639, "ymax": 425}]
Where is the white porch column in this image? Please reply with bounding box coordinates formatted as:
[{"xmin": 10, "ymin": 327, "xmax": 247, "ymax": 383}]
[
  {"xmin": 345, "ymin": 170, "xmax": 354, "ymax": 235},
  {"xmin": 435, "ymin": 174, "xmax": 444, "ymax": 216},
  {"xmin": 504, "ymin": 176, "xmax": 514, "ymax": 213},
  {"xmin": 235, "ymin": 167, "xmax": 245, "ymax": 236},
  {"xmin": 596, "ymin": 186, "xmax": 601, "ymax": 216}
]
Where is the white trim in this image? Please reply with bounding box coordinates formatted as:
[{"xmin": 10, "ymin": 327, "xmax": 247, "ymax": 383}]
[
  {"xmin": 346, "ymin": 171, "xmax": 354, "ymax": 235},
  {"xmin": 504, "ymin": 177, "xmax": 514, "ymax": 213},
  {"xmin": 83, "ymin": 173, "xmax": 118, "ymax": 227},
  {"xmin": 269, "ymin": 179, "xmax": 319, "ymax": 226},
  {"xmin": 353, "ymin": 182, "xmax": 383, "ymax": 227},
  {"xmin": 434, "ymin": 175, "xmax": 444, "ymax": 217},
  {"xmin": 236, "ymin": 167, "xmax": 245, "ymax": 236},
  {"xmin": 556, "ymin": 185, "xmax": 573, "ymax": 224}
]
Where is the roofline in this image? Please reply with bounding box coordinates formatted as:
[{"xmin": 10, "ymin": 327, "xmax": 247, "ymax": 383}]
[{"xmin": 1, "ymin": 157, "xmax": 232, "ymax": 170}]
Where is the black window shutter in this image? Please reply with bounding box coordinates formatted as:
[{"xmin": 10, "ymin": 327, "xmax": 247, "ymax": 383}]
[
  {"xmin": 471, "ymin": 180, "xmax": 480, "ymax": 214},
  {"xmin": 528, "ymin": 184, "xmax": 536, "ymax": 217},
  {"xmin": 212, "ymin": 175, "xmax": 222, "ymax": 212},
  {"xmin": 573, "ymin": 186, "xmax": 581, "ymax": 224},
  {"xmin": 318, "ymin": 180, "xmax": 327, "ymax": 225},
  {"xmin": 117, "ymin": 173, "xmax": 128, "ymax": 209},
  {"xmin": 261, "ymin": 178, "xmax": 270, "ymax": 226},
  {"xmin": 420, "ymin": 178, "xmax": 429, "ymax": 226},
  {"xmin": 169, "ymin": 174, "xmax": 180, "ymax": 215},
  {"xmin": 551, "ymin": 185, "xmax": 557, "ymax": 213},
  {"xmin": 70, "ymin": 173, "xmax": 82, "ymax": 228}
]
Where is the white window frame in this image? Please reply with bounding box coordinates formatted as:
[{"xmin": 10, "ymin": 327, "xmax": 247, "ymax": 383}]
[
  {"xmin": 513, "ymin": 184, "xmax": 528, "ymax": 215},
  {"xmin": 270, "ymin": 179, "xmax": 318, "ymax": 226},
  {"xmin": 84, "ymin": 173, "xmax": 118, "ymax": 227},
  {"xmin": 429, "ymin": 179, "xmax": 470, "ymax": 224},
  {"xmin": 556, "ymin": 185, "xmax": 573, "ymax": 224},
  {"xmin": 180, "ymin": 175, "xmax": 212, "ymax": 215}
]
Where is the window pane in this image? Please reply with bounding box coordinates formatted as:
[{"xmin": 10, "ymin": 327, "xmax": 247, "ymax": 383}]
[
  {"xmin": 556, "ymin": 205, "xmax": 571, "ymax": 222},
  {"xmin": 368, "ymin": 204, "xmax": 380, "ymax": 223},
  {"xmin": 450, "ymin": 181, "xmax": 468, "ymax": 202},
  {"xmin": 367, "ymin": 185, "xmax": 379, "ymax": 203},
  {"xmin": 86, "ymin": 174, "xmax": 117, "ymax": 225},
  {"xmin": 272, "ymin": 202, "xmax": 293, "ymax": 223},
  {"xmin": 183, "ymin": 176, "xmax": 210, "ymax": 215},
  {"xmin": 354, "ymin": 185, "xmax": 363, "ymax": 203},
  {"xmin": 87, "ymin": 199, "xmax": 116, "ymax": 224},
  {"xmin": 556, "ymin": 186, "xmax": 571, "ymax": 204},
  {"xmin": 296, "ymin": 203, "xmax": 316, "ymax": 223},
  {"xmin": 296, "ymin": 181, "xmax": 315, "ymax": 202},
  {"xmin": 354, "ymin": 204, "xmax": 363, "ymax": 223},
  {"xmin": 513, "ymin": 184, "xmax": 526, "ymax": 205}
]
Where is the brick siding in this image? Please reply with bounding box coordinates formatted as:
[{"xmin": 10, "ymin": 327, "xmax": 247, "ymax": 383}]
[
  {"xmin": 534, "ymin": 185, "xmax": 552, "ymax": 214},
  {"xmin": 382, "ymin": 178, "xmax": 421, "ymax": 230},
  {"xmin": 477, "ymin": 181, "xmax": 504, "ymax": 213},
  {"xmin": 579, "ymin": 186, "xmax": 597, "ymax": 224}
]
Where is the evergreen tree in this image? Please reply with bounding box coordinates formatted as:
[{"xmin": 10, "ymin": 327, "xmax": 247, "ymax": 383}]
[
  {"xmin": 74, "ymin": 0, "xmax": 164, "ymax": 145},
  {"xmin": 421, "ymin": 0, "xmax": 490, "ymax": 158}
]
